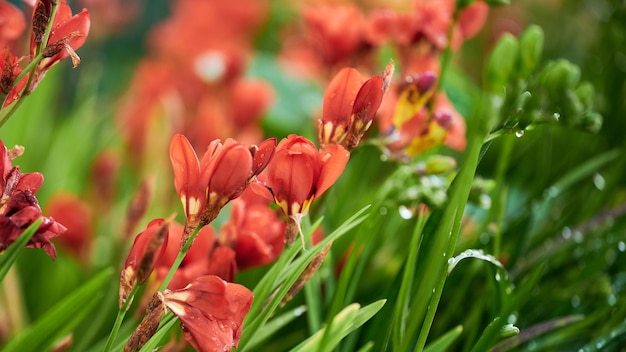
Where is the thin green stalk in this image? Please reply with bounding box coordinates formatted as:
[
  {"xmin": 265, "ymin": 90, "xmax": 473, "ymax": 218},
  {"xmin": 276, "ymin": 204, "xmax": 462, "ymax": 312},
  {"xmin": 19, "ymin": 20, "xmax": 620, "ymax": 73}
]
[
  {"xmin": 392, "ymin": 212, "xmax": 428, "ymax": 350},
  {"xmin": 102, "ymin": 285, "xmax": 140, "ymax": 352},
  {"xmin": 158, "ymin": 224, "xmax": 204, "ymax": 291},
  {"xmin": 38, "ymin": 1, "xmax": 60, "ymax": 55}
]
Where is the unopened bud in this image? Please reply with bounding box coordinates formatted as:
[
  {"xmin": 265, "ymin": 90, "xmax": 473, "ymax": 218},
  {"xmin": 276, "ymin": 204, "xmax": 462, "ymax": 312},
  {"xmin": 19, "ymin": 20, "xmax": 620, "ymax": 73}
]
[
  {"xmin": 119, "ymin": 218, "xmax": 170, "ymax": 307},
  {"xmin": 540, "ymin": 59, "xmax": 580, "ymax": 92},
  {"xmin": 580, "ymin": 111, "xmax": 603, "ymax": 134},
  {"xmin": 485, "ymin": 34, "xmax": 519, "ymax": 93},
  {"xmin": 518, "ymin": 25, "xmax": 544, "ymax": 78},
  {"xmin": 575, "ymin": 81, "xmax": 595, "ymax": 110},
  {"xmin": 381, "ymin": 60, "xmax": 395, "ymax": 94},
  {"xmin": 125, "ymin": 292, "xmax": 165, "ymax": 352},
  {"xmin": 281, "ymin": 242, "xmax": 332, "ymax": 307},
  {"xmin": 417, "ymin": 155, "xmax": 457, "ymax": 175},
  {"xmin": 32, "ymin": 0, "xmax": 51, "ymax": 44},
  {"xmin": 124, "ymin": 176, "xmax": 154, "ymax": 238}
]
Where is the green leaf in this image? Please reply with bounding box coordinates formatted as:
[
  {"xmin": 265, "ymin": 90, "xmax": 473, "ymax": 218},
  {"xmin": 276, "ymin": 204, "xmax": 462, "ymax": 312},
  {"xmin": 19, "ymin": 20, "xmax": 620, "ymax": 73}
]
[
  {"xmin": 0, "ymin": 219, "xmax": 42, "ymax": 282},
  {"xmin": 238, "ymin": 206, "xmax": 371, "ymax": 350},
  {"xmin": 290, "ymin": 300, "xmax": 386, "ymax": 352},
  {"xmin": 2, "ymin": 268, "xmax": 113, "ymax": 352},
  {"xmin": 247, "ymin": 306, "xmax": 308, "ymax": 350},
  {"xmin": 424, "ymin": 326, "xmax": 463, "ymax": 352}
]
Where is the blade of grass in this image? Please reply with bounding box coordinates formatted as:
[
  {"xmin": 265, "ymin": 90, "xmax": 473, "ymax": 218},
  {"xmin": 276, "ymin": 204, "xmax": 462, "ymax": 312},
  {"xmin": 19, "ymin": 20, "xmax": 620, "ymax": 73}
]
[{"xmin": 3, "ymin": 268, "xmax": 112, "ymax": 352}]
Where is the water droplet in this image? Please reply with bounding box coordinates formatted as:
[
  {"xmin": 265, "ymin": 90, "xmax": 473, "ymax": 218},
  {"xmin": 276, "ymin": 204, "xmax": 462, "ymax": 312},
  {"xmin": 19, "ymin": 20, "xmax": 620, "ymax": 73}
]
[
  {"xmin": 495, "ymin": 272, "xmax": 501, "ymax": 281},
  {"xmin": 596, "ymin": 338, "xmax": 606, "ymax": 349},
  {"xmin": 607, "ymin": 294, "xmax": 617, "ymax": 306},
  {"xmin": 515, "ymin": 130, "xmax": 525, "ymax": 138},
  {"xmin": 593, "ymin": 173, "xmax": 606, "ymax": 190},
  {"xmin": 479, "ymin": 232, "xmax": 490, "ymax": 245},
  {"xmin": 573, "ymin": 231, "xmax": 584, "ymax": 243},
  {"xmin": 398, "ymin": 205, "xmax": 413, "ymax": 219},
  {"xmin": 545, "ymin": 186, "xmax": 558, "ymax": 198},
  {"xmin": 571, "ymin": 295, "xmax": 580, "ymax": 308},
  {"xmin": 379, "ymin": 207, "xmax": 388, "ymax": 215},
  {"xmin": 618, "ymin": 241, "xmax": 626, "ymax": 252},
  {"xmin": 553, "ymin": 112, "xmax": 561, "ymax": 121},
  {"xmin": 562, "ymin": 227, "xmax": 572, "ymax": 240},
  {"xmin": 527, "ymin": 340, "xmax": 537, "ymax": 351},
  {"xmin": 507, "ymin": 314, "xmax": 517, "ymax": 324}
]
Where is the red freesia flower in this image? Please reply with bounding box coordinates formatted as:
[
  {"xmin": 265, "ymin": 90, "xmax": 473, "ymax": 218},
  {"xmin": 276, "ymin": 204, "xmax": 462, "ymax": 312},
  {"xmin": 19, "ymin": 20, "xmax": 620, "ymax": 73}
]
[
  {"xmin": 0, "ymin": 0, "xmax": 25, "ymax": 47},
  {"xmin": 169, "ymin": 134, "xmax": 275, "ymax": 244},
  {"xmin": 261, "ymin": 135, "xmax": 349, "ymax": 244},
  {"xmin": 29, "ymin": 0, "xmax": 90, "ymax": 90},
  {"xmin": 46, "ymin": 192, "xmax": 93, "ymax": 262},
  {"xmin": 220, "ymin": 187, "xmax": 285, "ymax": 270},
  {"xmin": 319, "ymin": 62, "xmax": 393, "ymax": 149},
  {"xmin": 302, "ymin": 4, "xmax": 364, "ymax": 67},
  {"xmin": 163, "ymin": 275, "xmax": 253, "ymax": 352},
  {"xmin": 0, "ymin": 140, "xmax": 65, "ymax": 258}
]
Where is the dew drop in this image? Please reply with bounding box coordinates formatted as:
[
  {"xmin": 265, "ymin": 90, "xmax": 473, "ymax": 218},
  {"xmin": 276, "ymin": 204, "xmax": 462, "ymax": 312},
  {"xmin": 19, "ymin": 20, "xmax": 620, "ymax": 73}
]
[
  {"xmin": 495, "ymin": 272, "xmax": 501, "ymax": 281},
  {"xmin": 562, "ymin": 227, "xmax": 572, "ymax": 240},
  {"xmin": 573, "ymin": 231, "xmax": 584, "ymax": 243},
  {"xmin": 571, "ymin": 295, "xmax": 580, "ymax": 308},
  {"xmin": 398, "ymin": 205, "xmax": 413, "ymax": 219},
  {"xmin": 379, "ymin": 207, "xmax": 388, "ymax": 215},
  {"xmin": 596, "ymin": 338, "xmax": 606, "ymax": 349},
  {"xmin": 515, "ymin": 130, "xmax": 525, "ymax": 138},
  {"xmin": 607, "ymin": 294, "xmax": 617, "ymax": 306},
  {"xmin": 479, "ymin": 232, "xmax": 490, "ymax": 245},
  {"xmin": 553, "ymin": 112, "xmax": 561, "ymax": 121},
  {"xmin": 618, "ymin": 241, "xmax": 626, "ymax": 252},
  {"xmin": 593, "ymin": 173, "xmax": 606, "ymax": 190}
]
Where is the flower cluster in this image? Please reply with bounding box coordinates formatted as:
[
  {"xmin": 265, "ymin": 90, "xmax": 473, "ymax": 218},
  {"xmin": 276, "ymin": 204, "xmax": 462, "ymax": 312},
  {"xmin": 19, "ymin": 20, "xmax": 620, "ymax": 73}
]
[
  {"xmin": 116, "ymin": 0, "xmax": 273, "ymax": 163},
  {"xmin": 0, "ymin": 140, "xmax": 65, "ymax": 258}
]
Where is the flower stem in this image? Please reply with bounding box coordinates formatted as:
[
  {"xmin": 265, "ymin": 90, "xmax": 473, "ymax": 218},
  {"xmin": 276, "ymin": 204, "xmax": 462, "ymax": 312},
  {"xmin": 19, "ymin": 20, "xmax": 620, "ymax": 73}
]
[
  {"xmin": 102, "ymin": 284, "xmax": 140, "ymax": 352},
  {"xmin": 38, "ymin": 1, "xmax": 59, "ymax": 55},
  {"xmin": 158, "ymin": 224, "xmax": 204, "ymax": 292}
]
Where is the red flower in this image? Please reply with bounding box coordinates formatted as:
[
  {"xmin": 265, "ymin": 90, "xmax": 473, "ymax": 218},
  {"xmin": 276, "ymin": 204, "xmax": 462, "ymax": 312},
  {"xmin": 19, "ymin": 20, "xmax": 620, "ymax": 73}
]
[
  {"xmin": 169, "ymin": 134, "xmax": 275, "ymax": 242},
  {"xmin": 262, "ymin": 135, "xmax": 349, "ymax": 244},
  {"xmin": 319, "ymin": 62, "xmax": 393, "ymax": 149},
  {"xmin": 0, "ymin": 0, "xmax": 26, "ymax": 47},
  {"xmin": 29, "ymin": 0, "xmax": 90, "ymax": 89},
  {"xmin": 163, "ymin": 275, "xmax": 253, "ymax": 352},
  {"xmin": 119, "ymin": 218, "xmax": 169, "ymax": 307},
  {"xmin": 46, "ymin": 192, "xmax": 93, "ymax": 261},
  {"xmin": 0, "ymin": 140, "xmax": 65, "ymax": 258},
  {"xmin": 302, "ymin": 5, "xmax": 364, "ymax": 67},
  {"xmin": 220, "ymin": 187, "xmax": 285, "ymax": 270}
]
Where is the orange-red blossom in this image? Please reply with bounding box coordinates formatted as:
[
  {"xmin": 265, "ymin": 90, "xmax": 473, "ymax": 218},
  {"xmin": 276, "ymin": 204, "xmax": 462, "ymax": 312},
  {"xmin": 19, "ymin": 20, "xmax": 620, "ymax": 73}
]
[
  {"xmin": 257, "ymin": 134, "xmax": 349, "ymax": 244},
  {"xmin": 319, "ymin": 62, "xmax": 394, "ymax": 150},
  {"xmin": 169, "ymin": 134, "xmax": 275, "ymax": 246}
]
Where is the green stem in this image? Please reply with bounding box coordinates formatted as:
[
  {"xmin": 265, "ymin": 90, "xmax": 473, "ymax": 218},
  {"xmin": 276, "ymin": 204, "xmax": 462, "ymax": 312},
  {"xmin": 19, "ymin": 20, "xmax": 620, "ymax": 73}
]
[
  {"xmin": 158, "ymin": 224, "xmax": 203, "ymax": 292},
  {"xmin": 38, "ymin": 1, "xmax": 59, "ymax": 55},
  {"xmin": 102, "ymin": 285, "xmax": 140, "ymax": 352},
  {"xmin": 0, "ymin": 53, "xmax": 45, "ymax": 128}
]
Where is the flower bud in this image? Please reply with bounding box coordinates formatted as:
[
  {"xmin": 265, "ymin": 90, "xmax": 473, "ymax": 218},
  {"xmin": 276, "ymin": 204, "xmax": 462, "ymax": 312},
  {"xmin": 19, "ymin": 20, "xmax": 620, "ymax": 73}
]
[
  {"xmin": 540, "ymin": 59, "xmax": 581, "ymax": 92},
  {"xmin": 485, "ymin": 34, "xmax": 519, "ymax": 93},
  {"xmin": 125, "ymin": 292, "xmax": 166, "ymax": 352},
  {"xmin": 517, "ymin": 25, "xmax": 544, "ymax": 78}
]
